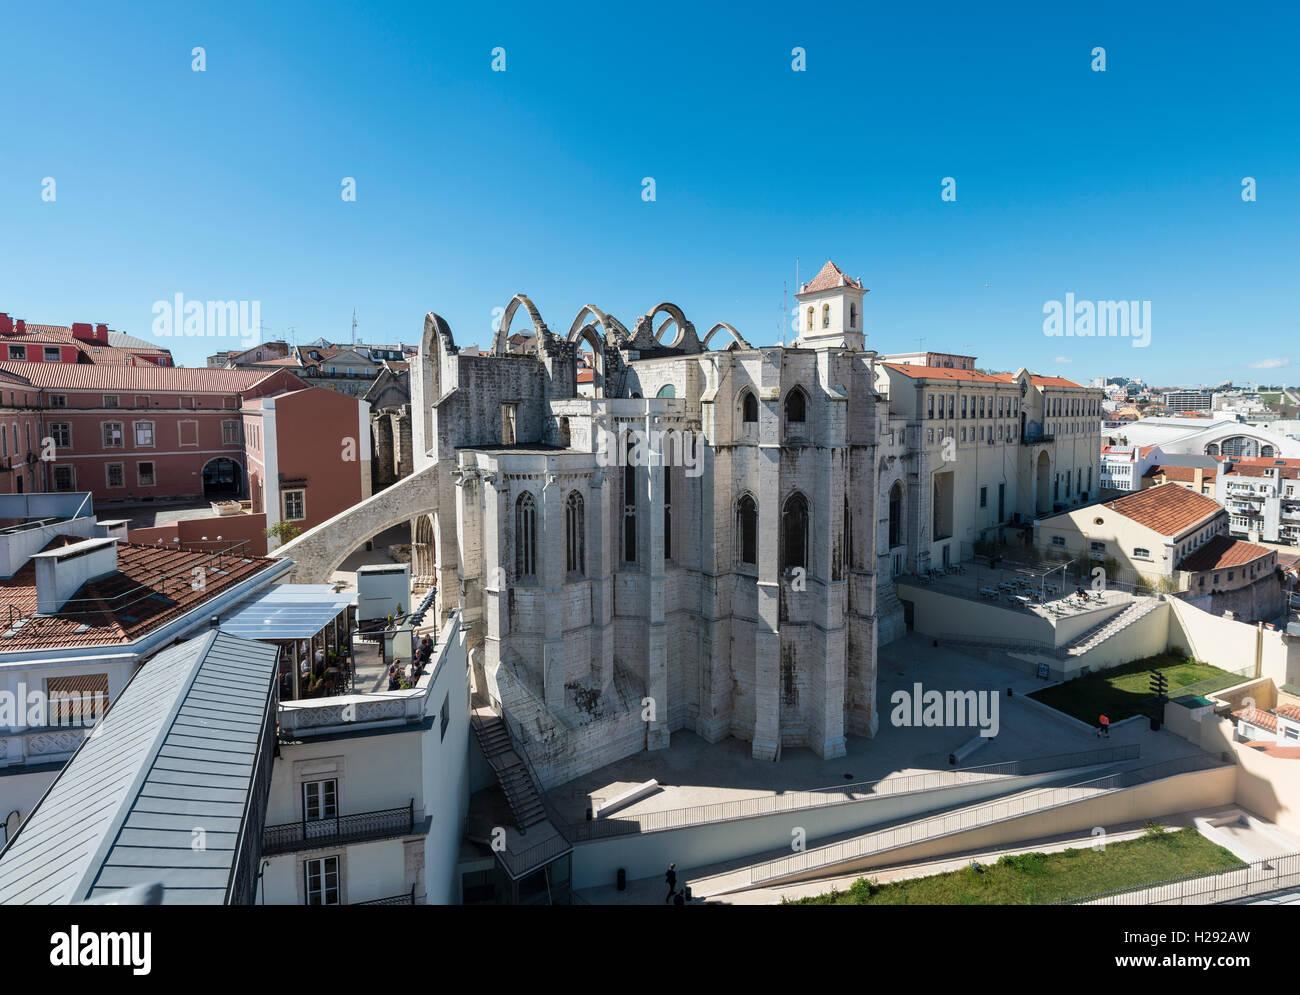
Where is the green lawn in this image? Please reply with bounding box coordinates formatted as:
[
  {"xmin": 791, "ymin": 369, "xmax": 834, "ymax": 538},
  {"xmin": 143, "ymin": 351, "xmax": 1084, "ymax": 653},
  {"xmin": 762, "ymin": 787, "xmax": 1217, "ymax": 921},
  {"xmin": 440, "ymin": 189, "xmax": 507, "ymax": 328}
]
[
  {"xmin": 1027, "ymin": 652, "xmax": 1239, "ymax": 724},
  {"xmin": 787, "ymin": 827, "xmax": 1243, "ymax": 905}
]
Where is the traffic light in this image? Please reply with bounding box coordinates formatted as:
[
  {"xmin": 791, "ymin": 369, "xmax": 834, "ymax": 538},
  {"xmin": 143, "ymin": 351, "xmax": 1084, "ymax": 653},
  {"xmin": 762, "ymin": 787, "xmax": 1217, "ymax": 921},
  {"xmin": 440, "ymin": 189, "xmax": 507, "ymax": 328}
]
[{"xmin": 1149, "ymin": 671, "xmax": 1169, "ymax": 700}]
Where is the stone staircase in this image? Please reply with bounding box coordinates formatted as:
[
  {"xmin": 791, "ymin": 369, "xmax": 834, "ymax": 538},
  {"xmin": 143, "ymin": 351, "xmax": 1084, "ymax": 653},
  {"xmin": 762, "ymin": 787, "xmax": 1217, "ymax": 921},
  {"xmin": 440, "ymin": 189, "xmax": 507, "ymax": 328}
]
[
  {"xmin": 471, "ymin": 711, "xmax": 548, "ymax": 832},
  {"xmin": 1062, "ymin": 597, "xmax": 1161, "ymax": 657}
]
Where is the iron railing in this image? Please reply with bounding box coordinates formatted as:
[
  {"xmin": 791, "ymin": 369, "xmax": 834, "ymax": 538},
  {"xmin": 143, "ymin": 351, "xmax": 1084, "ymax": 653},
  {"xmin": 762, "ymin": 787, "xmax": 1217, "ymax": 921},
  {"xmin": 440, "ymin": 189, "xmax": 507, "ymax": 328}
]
[
  {"xmin": 745, "ymin": 753, "xmax": 1223, "ymax": 887},
  {"xmin": 1058, "ymin": 850, "xmax": 1300, "ymax": 905},
  {"xmin": 565, "ymin": 745, "xmax": 1140, "ymax": 841},
  {"xmin": 495, "ymin": 831, "xmax": 574, "ymax": 882},
  {"xmin": 263, "ymin": 799, "xmax": 415, "ymax": 856},
  {"xmin": 355, "ymin": 886, "xmax": 418, "ymax": 906}
]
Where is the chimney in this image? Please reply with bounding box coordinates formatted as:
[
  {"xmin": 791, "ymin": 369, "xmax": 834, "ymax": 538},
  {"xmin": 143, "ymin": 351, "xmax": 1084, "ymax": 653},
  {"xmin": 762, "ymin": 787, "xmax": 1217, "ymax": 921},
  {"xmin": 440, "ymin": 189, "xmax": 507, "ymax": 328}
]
[
  {"xmin": 71, "ymin": 322, "xmax": 95, "ymax": 342},
  {"xmin": 0, "ymin": 314, "xmax": 12, "ymax": 336},
  {"xmin": 14, "ymin": 319, "xmax": 26, "ymax": 335},
  {"xmin": 32, "ymin": 537, "xmax": 119, "ymax": 615},
  {"xmin": 95, "ymin": 322, "xmax": 110, "ymax": 344}
]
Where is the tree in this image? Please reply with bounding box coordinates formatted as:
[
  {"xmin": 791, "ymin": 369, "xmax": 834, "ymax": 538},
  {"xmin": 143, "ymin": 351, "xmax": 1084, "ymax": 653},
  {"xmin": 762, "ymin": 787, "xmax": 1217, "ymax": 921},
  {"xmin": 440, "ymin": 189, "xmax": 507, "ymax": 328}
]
[{"xmin": 265, "ymin": 521, "xmax": 303, "ymax": 544}]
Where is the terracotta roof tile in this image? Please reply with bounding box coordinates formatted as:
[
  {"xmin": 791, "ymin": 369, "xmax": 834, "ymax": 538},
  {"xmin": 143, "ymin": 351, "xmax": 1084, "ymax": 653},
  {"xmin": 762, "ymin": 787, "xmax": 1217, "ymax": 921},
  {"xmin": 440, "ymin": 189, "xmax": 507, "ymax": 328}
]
[
  {"xmin": 1274, "ymin": 703, "xmax": 1300, "ymax": 723},
  {"xmin": 0, "ymin": 361, "xmax": 284, "ymax": 393},
  {"xmin": 1233, "ymin": 707, "xmax": 1278, "ymax": 733},
  {"xmin": 1101, "ymin": 482, "xmax": 1223, "ymax": 536},
  {"xmin": 0, "ymin": 536, "xmax": 277, "ymax": 651},
  {"xmin": 1178, "ymin": 535, "xmax": 1273, "ymax": 572},
  {"xmin": 800, "ymin": 260, "xmax": 865, "ymax": 294}
]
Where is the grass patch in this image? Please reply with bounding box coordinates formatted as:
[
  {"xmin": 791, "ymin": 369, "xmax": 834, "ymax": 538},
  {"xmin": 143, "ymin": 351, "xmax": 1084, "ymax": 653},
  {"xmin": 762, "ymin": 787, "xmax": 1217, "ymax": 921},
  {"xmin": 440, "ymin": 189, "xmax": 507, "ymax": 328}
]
[
  {"xmin": 786, "ymin": 828, "xmax": 1242, "ymax": 905},
  {"xmin": 1027, "ymin": 652, "xmax": 1237, "ymax": 724}
]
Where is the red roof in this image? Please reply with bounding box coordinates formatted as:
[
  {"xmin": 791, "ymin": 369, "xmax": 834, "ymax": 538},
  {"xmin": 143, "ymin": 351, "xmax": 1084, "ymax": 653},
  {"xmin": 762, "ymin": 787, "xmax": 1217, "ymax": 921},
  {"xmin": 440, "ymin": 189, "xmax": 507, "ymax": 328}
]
[
  {"xmin": 1101, "ymin": 482, "xmax": 1223, "ymax": 536},
  {"xmin": 0, "ymin": 361, "xmax": 284, "ymax": 394},
  {"xmin": 1233, "ymin": 708, "xmax": 1278, "ymax": 733},
  {"xmin": 881, "ymin": 364, "xmax": 1088, "ymax": 390},
  {"xmin": 1275, "ymin": 703, "xmax": 1300, "ymax": 723},
  {"xmin": 800, "ymin": 260, "xmax": 866, "ymax": 294},
  {"xmin": 0, "ymin": 536, "xmax": 276, "ymax": 650},
  {"xmin": 1147, "ymin": 465, "xmax": 1218, "ymax": 483},
  {"xmin": 1178, "ymin": 534, "xmax": 1273, "ymax": 572}
]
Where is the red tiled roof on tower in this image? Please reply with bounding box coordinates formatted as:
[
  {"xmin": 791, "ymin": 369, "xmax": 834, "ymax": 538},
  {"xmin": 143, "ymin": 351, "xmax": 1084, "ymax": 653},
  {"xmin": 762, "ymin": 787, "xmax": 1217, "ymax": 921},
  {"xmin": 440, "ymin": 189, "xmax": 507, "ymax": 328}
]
[
  {"xmin": 1178, "ymin": 534, "xmax": 1273, "ymax": 572},
  {"xmin": 799, "ymin": 260, "xmax": 866, "ymax": 294}
]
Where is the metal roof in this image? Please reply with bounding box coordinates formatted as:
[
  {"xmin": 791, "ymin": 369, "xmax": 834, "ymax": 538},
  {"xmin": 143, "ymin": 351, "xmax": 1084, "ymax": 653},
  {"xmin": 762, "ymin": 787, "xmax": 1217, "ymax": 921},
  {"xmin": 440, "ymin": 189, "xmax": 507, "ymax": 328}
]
[
  {"xmin": 218, "ymin": 585, "xmax": 354, "ymax": 640},
  {"xmin": 0, "ymin": 629, "xmax": 278, "ymax": 905}
]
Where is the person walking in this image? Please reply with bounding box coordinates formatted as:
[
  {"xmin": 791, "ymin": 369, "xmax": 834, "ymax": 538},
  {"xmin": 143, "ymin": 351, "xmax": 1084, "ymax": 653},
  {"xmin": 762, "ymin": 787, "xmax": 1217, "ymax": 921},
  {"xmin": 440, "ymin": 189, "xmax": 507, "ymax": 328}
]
[
  {"xmin": 1097, "ymin": 713, "xmax": 1110, "ymax": 738},
  {"xmin": 664, "ymin": 863, "xmax": 677, "ymax": 904}
]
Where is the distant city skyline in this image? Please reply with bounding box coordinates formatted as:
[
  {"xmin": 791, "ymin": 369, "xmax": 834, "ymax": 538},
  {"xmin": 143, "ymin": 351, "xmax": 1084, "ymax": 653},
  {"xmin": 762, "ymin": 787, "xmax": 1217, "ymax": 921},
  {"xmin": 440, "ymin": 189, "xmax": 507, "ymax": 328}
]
[{"xmin": 1, "ymin": 1, "xmax": 1295, "ymax": 384}]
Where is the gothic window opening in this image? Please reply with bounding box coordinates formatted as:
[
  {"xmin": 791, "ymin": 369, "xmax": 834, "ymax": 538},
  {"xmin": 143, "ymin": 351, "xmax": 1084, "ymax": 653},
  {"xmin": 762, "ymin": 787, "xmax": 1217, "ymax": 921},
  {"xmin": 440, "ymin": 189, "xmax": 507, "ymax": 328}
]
[
  {"xmin": 742, "ymin": 390, "xmax": 758, "ymax": 423},
  {"xmin": 738, "ymin": 494, "xmax": 757, "ymax": 565},
  {"xmin": 566, "ymin": 490, "xmax": 584, "ymax": 575},
  {"xmin": 782, "ymin": 493, "xmax": 809, "ymax": 572},
  {"xmin": 663, "ymin": 468, "xmax": 672, "ymax": 561},
  {"xmin": 821, "ymin": 304, "xmax": 830, "ymax": 328},
  {"xmin": 515, "ymin": 492, "xmax": 537, "ymax": 579},
  {"xmin": 623, "ymin": 438, "xmax": 637, "ymax": 564},
  {"xmin": 785, "ymin": 388, "xmax": 806, "ymax": 424}
]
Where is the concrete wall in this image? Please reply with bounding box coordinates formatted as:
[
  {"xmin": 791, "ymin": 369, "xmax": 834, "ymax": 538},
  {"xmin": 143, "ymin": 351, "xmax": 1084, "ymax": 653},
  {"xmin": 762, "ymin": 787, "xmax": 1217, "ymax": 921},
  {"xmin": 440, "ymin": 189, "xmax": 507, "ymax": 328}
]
[
  {"xmin": 761, "ymin": 765, "xmax": 1239, "ymax": 887},
  {"xmin": 570, "ymin": 766, "xmax": 1109, "ymax": 890},
  {"xmin": 1166, "ymin": 596, "xmax": 1297, "ymax": 685}
]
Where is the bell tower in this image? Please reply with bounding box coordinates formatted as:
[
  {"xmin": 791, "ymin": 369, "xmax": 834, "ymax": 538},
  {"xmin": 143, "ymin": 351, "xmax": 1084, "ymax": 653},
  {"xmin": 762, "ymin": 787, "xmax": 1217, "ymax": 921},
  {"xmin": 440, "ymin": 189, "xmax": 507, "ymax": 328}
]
[{"xmin": 793, "ymin": 260, "xmax": 867, "ymax": 350}]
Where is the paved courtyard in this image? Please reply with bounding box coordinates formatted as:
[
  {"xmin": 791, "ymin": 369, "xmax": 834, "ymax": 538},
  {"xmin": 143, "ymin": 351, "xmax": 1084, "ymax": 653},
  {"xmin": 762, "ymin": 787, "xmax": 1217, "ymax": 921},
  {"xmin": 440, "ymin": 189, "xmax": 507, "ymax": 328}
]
[{"xmin": 547, "ymin": 631, "xmax": 1207, "ymax": 826}]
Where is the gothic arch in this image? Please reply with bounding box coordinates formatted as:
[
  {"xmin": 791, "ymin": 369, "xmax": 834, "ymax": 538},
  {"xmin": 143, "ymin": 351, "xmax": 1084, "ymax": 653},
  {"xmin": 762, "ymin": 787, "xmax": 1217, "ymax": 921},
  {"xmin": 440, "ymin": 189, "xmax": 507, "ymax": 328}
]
[
  {"xmin": 701, "ymin": 321, "xmax": 751, "ymax": 351},
  {"xmin": 413, "ymin": 311, "xmax": 456, "ymax": 466},
  {"xmin": 492, "ymin": 294, "xmax": 551, "ymax": 356},
  {"xmin": 632, "ymin": 301, "xmax": 699, "ymax": 351},
  {"xmin": 567, "ymin": 304, "xmax": 629, "ymax": 346}
]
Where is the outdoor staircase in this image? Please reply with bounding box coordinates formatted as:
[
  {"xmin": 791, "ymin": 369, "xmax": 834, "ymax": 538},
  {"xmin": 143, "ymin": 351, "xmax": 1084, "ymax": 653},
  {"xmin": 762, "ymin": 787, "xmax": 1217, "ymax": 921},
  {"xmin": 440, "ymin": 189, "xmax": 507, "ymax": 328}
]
[
  {"xmin": 1062, "ymin": 597, "xmax": 1161, "ymax": 657},
  {"xmin": 471, "ymin": 712, "xmax": 548, "ymax": 832}
]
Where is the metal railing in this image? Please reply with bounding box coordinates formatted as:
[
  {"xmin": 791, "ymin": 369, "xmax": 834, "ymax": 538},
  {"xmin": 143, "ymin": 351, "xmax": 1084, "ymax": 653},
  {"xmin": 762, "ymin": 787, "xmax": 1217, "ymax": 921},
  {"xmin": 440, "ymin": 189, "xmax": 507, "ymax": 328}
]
[
  {"xmin": 263, "ymin": 799, "xmax": 415, "ymax": 856},
  {"xmin": 1059, "ymin": 850, "xmax": 1300, "ymax": 905},
  {"xmin": 495, "ymin": 831, "xmax": 574, "ymax": 882},
  {"xmin": 1170, "ymin": 664, "xmax": 1258, "ymax": 701},
  {"xmin": 355, "ymin": 886, "xmax": 418, "ymax": 906},
  {"xmin": 746, "ymin": 753, "xmax": 1222, "ymax": 887},
  {"xmin": 564, "ymin": 745, "xmax": 1140, "ymax": 842}
]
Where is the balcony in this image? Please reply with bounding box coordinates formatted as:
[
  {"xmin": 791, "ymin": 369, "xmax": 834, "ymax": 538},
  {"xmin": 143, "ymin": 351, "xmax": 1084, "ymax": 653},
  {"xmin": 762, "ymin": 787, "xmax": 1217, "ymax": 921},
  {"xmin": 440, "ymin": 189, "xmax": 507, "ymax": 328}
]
[{"xmin": 262, "ymin": 800, "xmax": 416, "ymax": 856}]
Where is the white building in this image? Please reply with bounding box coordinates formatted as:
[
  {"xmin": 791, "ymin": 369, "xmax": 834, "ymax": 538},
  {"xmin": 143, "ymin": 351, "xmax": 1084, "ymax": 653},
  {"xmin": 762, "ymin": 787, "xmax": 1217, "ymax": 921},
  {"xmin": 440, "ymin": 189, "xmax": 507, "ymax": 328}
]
[{"xmin": 1215, "ymin": 456, "xmax": 1300, "ymax": 546}]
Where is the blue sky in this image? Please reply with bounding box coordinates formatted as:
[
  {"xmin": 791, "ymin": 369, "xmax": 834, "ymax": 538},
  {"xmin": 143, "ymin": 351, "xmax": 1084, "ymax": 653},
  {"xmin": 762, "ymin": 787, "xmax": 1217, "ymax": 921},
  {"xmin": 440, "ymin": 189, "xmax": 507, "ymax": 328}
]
[{"xmin": 1, "ymin": 0, "xmax": 1296, "ymax": 386}]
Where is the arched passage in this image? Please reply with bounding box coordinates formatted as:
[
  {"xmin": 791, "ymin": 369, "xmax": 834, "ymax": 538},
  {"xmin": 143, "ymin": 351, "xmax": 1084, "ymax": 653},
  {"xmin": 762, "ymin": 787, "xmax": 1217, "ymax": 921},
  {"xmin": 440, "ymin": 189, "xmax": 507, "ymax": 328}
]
[
  {"xmin": 202, "ymin": 456, "xmax": 244, "ymax": 500},
  {"xmin": 492, "ymin": 294, "xmax": 550, "ymax": 356},
  {"xmin": 1036, "ymin": 450, "xmax": 1051, "ymax": 515}
]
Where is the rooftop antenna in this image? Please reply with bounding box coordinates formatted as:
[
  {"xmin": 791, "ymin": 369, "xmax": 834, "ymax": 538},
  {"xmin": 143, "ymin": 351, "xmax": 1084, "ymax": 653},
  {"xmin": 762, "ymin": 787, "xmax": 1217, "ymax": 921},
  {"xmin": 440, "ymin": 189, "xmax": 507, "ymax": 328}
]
[
  {"xmin": 781, "ymin": 280, "xmax": 787, "ymax": 347},
  {"xmin": 351, "ymin": 309, "xmax": 358, "ymax": 346}
]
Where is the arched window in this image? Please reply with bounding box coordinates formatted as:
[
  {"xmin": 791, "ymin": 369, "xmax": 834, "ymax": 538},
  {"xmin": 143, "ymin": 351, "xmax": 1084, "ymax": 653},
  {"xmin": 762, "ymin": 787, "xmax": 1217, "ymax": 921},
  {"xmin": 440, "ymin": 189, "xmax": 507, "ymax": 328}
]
[
  {"xmin": 805, "ymin": 307, "xmax": 813, "ymax": 331},
  {"xmin": 656, "ymin": 384, "xmax": 676, "ymax": 399},
  {"xmin": 843, "ymin": 496, "xmax": 853, "ymax": 570},
  {"xmin": 566, "ymin": 491, "xmax": 584, "ymax": 575},
  {"xmin": 821, "ymin": 304, "xmax": 830, "ymax": 328},
  {"xmin": 516, "ymin": 492, "xmax": 537, "ymax": 579},
  {"xmin": 737, "ymin": 495, "xmax": 757, "ymax": 565},
  {"xmin": 782, "ymin": 493, "xmax": 809, "ymax": 571},
  {"xmin": 623, "ymin": 437, "xmax": 637, "ymax": 563},
  {"xmin": 785, "ymin": 388, "xmax": 807, "ymax": 424},
  {"xmin": 663, "ymin": 468, "xmax": 672, "ymax": 560},
  {"xmin": 1205, "ymin": 443, "xmax": 1220, "ymax": 456},
  {"xmin": 849, "ymin": 303, "xmax": 857, "ymax": 328},
  {"xmin": 741, "ymin": 390, "xmax": 758, "ymax": 423},
  {"xmin": 888, "ymin": 481, "xmax": 903, "ymax": 548},
  {"xmin": 1261, "ymin": 445, "xmax": 1275, "ymax": 458}
]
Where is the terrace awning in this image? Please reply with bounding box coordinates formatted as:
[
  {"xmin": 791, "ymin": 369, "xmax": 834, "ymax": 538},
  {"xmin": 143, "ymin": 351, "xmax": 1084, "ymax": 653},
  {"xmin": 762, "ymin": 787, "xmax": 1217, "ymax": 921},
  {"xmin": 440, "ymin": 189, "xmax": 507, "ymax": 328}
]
[{"xmin": 220, "ymin": 585, "xmax": 355, "ymax": 640}]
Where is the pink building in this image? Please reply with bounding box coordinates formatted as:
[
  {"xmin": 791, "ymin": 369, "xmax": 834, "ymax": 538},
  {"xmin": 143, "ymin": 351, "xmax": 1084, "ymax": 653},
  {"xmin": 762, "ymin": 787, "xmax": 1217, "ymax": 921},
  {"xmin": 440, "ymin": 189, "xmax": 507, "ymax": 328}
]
[
  {"xmin": 0, "ymin": 363, "xmax": 307, "ymax": 502},
  {"xmin": 242, "ymin": 385, "xmax": 372, "ymax": 547}
]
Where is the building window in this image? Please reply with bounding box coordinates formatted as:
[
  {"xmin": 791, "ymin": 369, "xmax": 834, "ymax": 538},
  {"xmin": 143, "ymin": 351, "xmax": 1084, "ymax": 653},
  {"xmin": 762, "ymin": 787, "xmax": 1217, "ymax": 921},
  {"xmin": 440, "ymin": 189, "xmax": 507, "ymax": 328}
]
[
  {"xmin": 821, "ymin": 303, "xmax": 830, "ymax": 328},
  {"xmin": 1090, "ymin": 540, "xmax": 1106, "ymax": 554},
  {"xmin": 106, "ymin": 462, "xmax": 124, "ymax": 488},
  {"xmin": 516, "ymin": 491, "xmax": 537, "ymax": 579},
  {"xmin": 222, "ymin": 420, "xmax": 242, "ymax": 444},
  {"xmin": 44, "ymin": 347, "xmax": 60, "ymax": 362},
  {"xmin": 785, "ymin": 388, "xmax": 807, "ymax": 424},
  {"xmin": 782, "ymin": 493, "xmax": 809, "ymax": 572},
  {"xmin": 741, "ymin": 390, "xmax": 758, "ymax": 424},
  {"xmin": 303, "ymin": 778, "xmax": 338, "ymax": 822},
  {"xmin": 979, "ymin": 486, "xmax": 987, "ymax": 508},
  {"xmin": 928, "ymin": 394, "xmax": 935, "ymax": 419},
  {"xmin": 102, "ymin": 422, "xmax": 123, "ymax": 447},
  {"xmin": 51, "ymin": 422, "xmax": 71, "ymax": 449},
  {"xmin": 501, "ymin": 403, "xmax": 517, "ymax": 446},
  {"xmin": 1134, "ymin": 547, "xmax": 1151, "ymax": 559},
  {"xmin": 45, "ymin": 674, "xmax": 108, "ymax": 725},
  {"xmin": 304, "ymin": 856, "xmax": 340, "ymax": 906},
  {"xmin": 178, "ymin": 420, "xmax": 199, "ymax": 447},
  {"xmin": 849, "ymin": 303, "xmax": 856, "ymax": 328},
  {"xmin": 737, "ymin": 494, "xmax": 758, "ymax": 565},
  {"xmin": 663, "ymin": 468, "xmax": 672, "ymax": 561},
  {"xmin": 805, "ymin": 307, "xmax": 813, "ymax": 331},
  {"xmin": 49, "ymin": 394, "xmax": 66, "ymax": 407},
  {"xmin": 7, "ymin": 345, "xmax": 25, "ymax": 360},
  {"xmin": 1051, "ymin": 535, "xmax": 1066, "ymax": 547},
  {"xmin": 283, "ymin": 488, "xmax": 305, "ymax": 521},
  {"xmin": 53, "ymin": 466, "xmax": 74, "ymax": 491},
  {"xmin": 134, "ymin": 421, "xmax": 155, "ymax": 447},
  {"xmin": 103, "ymin": 394, "xmax": 119, "ymax": 408},
  {"xmin": 566, "ymin": 490, "xmax": 584, "ymax": 575},
  {"xmin": 623, "ymin": 441, "xmax": 637, "ymax": 564},
  {"xmin": 961, "ymin": 395, "xmax": 968, "ymax": 419},
  {"xmin": 844, "ymin": 496, "xmax": 853, "ymax": 570},
  {"xmin": 441, "ymin": 693, "xmax": 451, "ymax": 740},
  {"xmin": 137, "ymin": 461, "xmax": 156, "ymax": 486}
]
